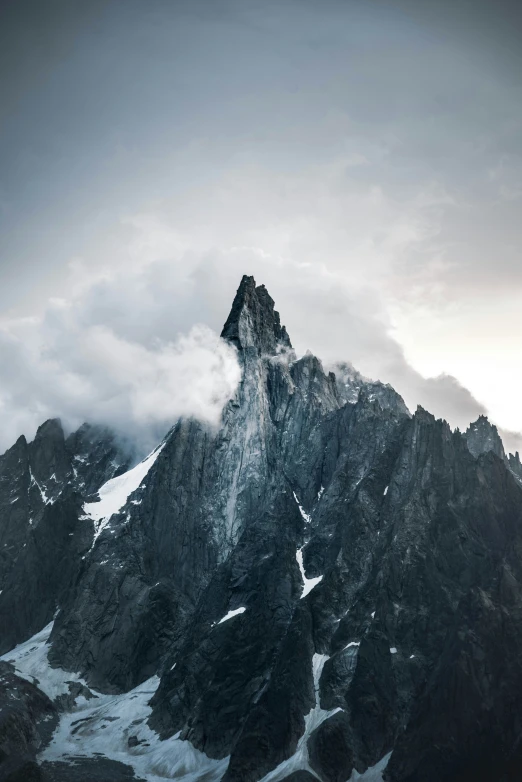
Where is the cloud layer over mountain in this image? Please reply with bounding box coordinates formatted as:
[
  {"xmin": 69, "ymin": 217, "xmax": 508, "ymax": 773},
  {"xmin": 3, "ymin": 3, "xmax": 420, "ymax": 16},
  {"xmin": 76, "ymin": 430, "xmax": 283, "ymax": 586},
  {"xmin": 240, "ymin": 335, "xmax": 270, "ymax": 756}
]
[
  {"xmin": 2, "ymin": 230, "xmax": 518, "ymax": 456},
  {"xmin": 0, "ymin": 280, "xmax": 241, "ymax": 455},
  {"xmin": 1, "ymin": 0, "xmax": 521, "ymax": 454}
]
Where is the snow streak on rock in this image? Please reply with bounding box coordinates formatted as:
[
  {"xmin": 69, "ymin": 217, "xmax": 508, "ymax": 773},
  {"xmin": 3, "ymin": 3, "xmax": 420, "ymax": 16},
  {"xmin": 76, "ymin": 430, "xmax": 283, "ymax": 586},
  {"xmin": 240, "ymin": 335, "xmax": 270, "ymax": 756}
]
[
  {"xmin": 216, "ymin": 607, "xmax": 246, "ymax": 625},
  {"xmin": 29, "ymin": 469, "xmax": 50, "ymax": 505},
  {"xmin": 293, "ymin": 491, "xmax": 312, "ymax": 523},
  {"xmin": 84, "ymin": 443, "xmax": 165, "ymax": 544},
  {"xmin": 296, "ymin": 547, "xmax": 323, "ymax": 599}
]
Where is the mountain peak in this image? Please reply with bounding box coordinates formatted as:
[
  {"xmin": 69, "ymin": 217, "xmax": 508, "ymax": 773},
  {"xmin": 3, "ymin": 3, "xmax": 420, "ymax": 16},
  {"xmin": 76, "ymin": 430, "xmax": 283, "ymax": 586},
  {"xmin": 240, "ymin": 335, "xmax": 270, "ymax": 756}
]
[
  {"xmin": 220, "ymin": 275, "xmax": 292, "ymax": 356},
  {"xmin": 465, "ymin": 415, "xmax": 506, "ymax": 461},
  {"xmin": 34, "ymin": 418, "xmax": 64, "ymax": 440}
]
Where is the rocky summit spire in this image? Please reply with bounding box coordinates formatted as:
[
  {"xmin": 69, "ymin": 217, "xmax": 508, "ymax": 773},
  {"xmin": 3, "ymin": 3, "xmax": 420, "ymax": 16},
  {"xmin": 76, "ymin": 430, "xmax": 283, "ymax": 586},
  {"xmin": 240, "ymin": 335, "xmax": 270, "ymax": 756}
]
[{"xmin": 220, "ymin": 274, "xmax": 292, "ymax": 356}]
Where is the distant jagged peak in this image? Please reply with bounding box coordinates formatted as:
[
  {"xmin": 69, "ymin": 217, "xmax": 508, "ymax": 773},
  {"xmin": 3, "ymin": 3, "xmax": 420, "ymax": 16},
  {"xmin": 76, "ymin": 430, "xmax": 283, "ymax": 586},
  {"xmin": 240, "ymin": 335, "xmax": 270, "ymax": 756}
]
[
  {"xmin": 508, "ymin": 451, "xmax": 522, "ymax": 482},
  {"xmin": 510, "ymin": 450, "xmax": 522, "ymax": 467},
  {"xmin": 220, "ymin": 275, "xmax": 292, "ymax": 357},
  {"xmin": 465, "ymin": 414, "xmax": 506, "ymax": 461},
  {"xmin": 33, "ymin": 417, "xmax": 65, "ymax": 442},
  {"xmin": 464, "ymin": 417, "xmax": 522, "ymax": 486},
  {"xmin": 330, "ymin": 360, "xmax": 410, "ymax": 416}
]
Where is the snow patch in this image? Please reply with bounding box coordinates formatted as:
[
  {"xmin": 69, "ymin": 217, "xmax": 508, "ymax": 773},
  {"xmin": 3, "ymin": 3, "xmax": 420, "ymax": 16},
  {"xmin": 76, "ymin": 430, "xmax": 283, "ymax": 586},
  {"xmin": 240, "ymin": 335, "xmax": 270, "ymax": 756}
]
[
  {"xmin": 84, "ymin": 443, "xmax": 165, "ymax": 545},
  {"xmin": 216, "ymin": 607, "xmax": 246, "ymax": 625},
  {"xmin": 343, "ymin": 641, "xmax": 360, "ymax": 650},
  {"xmin": 383, "ymin": 485, "xmax": 388, "ymax": 496},
  {"xmin": 390, "ymin": 647, "xmax": 397, "ymax": 654},
  {"xmin": 3, "ymin": 625, "xmax": 229, "ymax": 782},
  {"xmin": 296, "ymin": 548, "xmax": 323, "ymax": 599},
  {"xmin": 41, "ymin": 675, "xmax": 229, "ymax": 782},
  {"xmin": 0, "ymin": 622, "xmax": 83, "ymax": 700}
]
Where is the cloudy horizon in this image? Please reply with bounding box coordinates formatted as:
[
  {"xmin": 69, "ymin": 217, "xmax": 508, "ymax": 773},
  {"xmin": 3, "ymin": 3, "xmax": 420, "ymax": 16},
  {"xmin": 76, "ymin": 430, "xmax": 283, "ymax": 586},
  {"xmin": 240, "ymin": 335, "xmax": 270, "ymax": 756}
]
[{"xmin": 1, "ymin": 0, "xmax": 521, "ymax": 454}]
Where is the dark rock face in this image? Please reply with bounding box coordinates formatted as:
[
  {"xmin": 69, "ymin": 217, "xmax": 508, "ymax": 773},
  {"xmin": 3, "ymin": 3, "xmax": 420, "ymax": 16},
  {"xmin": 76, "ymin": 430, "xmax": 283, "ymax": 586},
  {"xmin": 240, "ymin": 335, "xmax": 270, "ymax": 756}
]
[
  {"xmin": 465, "ymin": 414, "xmax": 506, "ymax": 460},
  {"xmin": 221, "ymin": 274, "xmax": 292, "ymax": 355},
  {"xmin": 308, "ymin": 712, "xmax": 353, "ymax": 782},
  {"xmin": 40, "ymin": 758, "xmax": 146, "ymax": 782},
  {"xmin": 0, "ymin": 420, "xmax": 130, "ymax": 655},
  {"xmin": 464, "ymin": 415, "xmax": 522, "ymax": 491},
  {"xmin": 3, "ymin": 757, "xmax": 147, "ymax": 782},
  {"xmin": 508, "ymin": 451, "xmax": 522, "ymax": 483},
  {"xmin": 0, "ymin": 492, "xmax": 92, "ymax": 656},
  {"xmin": 0, "ymin": 662, "xmax": 58, "ymax": 781},
  {"xmin": 65, "ymin": 423, "xmax": 132, "ymax": 498},
  {"xmin": 1, "ymin": 275, "xmax": 522, "ymax": 782}
]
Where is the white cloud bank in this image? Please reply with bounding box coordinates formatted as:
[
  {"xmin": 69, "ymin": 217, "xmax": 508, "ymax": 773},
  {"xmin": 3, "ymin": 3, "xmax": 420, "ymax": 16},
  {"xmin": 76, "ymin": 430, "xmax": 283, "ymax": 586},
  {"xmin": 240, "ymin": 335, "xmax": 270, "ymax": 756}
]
[
  {"xmin": 0, "ymin": 288, "xmax": 241, "ymax": 454},
  {"xmin": 0, "ymin": 210, "xmax": 520, "ymax": 457}
]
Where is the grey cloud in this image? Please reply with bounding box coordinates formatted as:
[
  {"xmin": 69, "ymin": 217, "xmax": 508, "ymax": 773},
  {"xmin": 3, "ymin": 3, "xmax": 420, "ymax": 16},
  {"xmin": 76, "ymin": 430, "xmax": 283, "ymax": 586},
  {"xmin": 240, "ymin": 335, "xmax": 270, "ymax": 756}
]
[
  {"xmin": 0, "ymin": 238, "xmax": 517, "ymax": 457},
  {"xmin": 0, "ymin": 299, "xmax": 241, "ymax": 456},
  {"xmin": 0, "ymin": 0, "xmax": 520, "ymax": 453},
  {"xmin": 2, "ymin": 0, "xmax": 521, "ymax": 311}
]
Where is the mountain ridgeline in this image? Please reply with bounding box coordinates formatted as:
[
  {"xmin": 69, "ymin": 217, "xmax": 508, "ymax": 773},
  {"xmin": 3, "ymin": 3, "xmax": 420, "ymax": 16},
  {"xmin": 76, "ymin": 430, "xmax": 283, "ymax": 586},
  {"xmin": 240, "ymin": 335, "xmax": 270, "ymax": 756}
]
[{"xmin": 1, "ymin": 275, "xmax": 522, "ymax": 782}]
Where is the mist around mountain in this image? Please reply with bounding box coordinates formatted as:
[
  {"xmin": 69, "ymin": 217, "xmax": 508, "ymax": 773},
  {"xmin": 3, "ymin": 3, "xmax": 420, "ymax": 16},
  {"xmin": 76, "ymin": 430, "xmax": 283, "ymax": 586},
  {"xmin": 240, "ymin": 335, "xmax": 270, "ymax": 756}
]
[{"xmin": 1, "ymin": 276, "xmax": 522, "ymax": 782}]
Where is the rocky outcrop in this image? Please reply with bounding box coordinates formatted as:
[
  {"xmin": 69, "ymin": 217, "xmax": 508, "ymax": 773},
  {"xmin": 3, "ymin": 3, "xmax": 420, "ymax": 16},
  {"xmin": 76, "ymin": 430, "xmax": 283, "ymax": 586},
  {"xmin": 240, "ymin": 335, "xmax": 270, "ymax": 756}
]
[{"xmin": 221, "ymin": 274, "xmax": 292, "ymax": 355}]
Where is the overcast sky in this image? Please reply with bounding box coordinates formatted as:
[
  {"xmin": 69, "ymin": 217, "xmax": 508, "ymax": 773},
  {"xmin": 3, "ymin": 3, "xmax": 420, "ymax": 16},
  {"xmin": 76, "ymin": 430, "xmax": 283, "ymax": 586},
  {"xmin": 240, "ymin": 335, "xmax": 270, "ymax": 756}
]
[{"xmin": 0, "ymin": 0, "xmax": 521, "ymax": 453}]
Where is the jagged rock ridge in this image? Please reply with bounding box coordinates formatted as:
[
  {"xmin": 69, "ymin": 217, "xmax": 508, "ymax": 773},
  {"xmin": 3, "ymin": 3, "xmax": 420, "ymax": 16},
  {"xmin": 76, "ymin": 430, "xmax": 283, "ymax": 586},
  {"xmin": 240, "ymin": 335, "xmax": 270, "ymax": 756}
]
[
  {"xmin": 0, "ymin": 421, "xmax": 131, "ymax": 657},
  {"xmin": 1, "ymin": 275, "xmax": 522, "ymax": 782}
]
